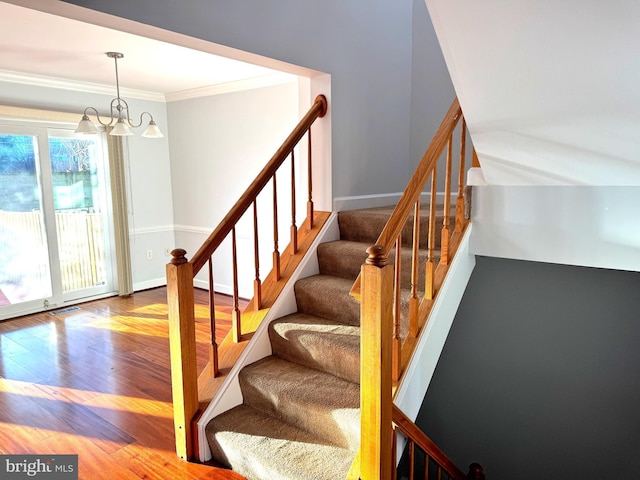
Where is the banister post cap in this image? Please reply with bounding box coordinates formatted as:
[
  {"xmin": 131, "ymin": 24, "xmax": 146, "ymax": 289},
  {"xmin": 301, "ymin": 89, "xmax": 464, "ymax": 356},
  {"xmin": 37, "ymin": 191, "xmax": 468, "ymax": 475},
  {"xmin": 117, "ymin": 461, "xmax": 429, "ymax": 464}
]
[
  {"xmin": 466, "ymin": 463, "xmax": 485, "ymax": 479},
  {"xmin": 365, "ymin": 245, "xmax": 388, "ymax": 267},
  {"xmin": 170, "ymin": 248, "xmax": 188, "ymax": 265}
]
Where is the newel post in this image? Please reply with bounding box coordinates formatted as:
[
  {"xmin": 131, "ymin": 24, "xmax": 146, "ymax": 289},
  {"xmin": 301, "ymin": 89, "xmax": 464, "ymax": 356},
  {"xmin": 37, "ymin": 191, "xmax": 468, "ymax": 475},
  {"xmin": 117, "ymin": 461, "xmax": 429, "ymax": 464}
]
[
  {"xmin": 360, "ymin": 245, "xmax": 394, "ymax": 480},
  {"xmin": 166, "ymin": 248, "xmax": 198, "ymax": 461},
  {"xmin": 466, "ymin": 463, "xmax": 486, "ymax": 479}
]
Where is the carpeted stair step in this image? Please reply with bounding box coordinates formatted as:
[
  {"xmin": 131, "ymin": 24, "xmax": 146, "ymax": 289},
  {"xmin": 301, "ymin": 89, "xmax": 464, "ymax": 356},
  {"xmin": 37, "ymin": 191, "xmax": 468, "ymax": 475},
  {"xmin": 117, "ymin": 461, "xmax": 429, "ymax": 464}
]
[
  {"xmin": 294, "ymin": 274, "xmax": 360, "ymax": 326},
  {"xmin": 293, "ymin": 272, "xmax": 416, "ymax": 342},
  {"xmin": 206, "ymin": 403, "xmax": 356, "ymax": 480},
  {"xmin": 269, "ymin": 313, "xmax": 360, "ymax": 384},
  {"xmin": 238, "ymin": 356, "xmax": 360, "ymax": 451},
  {"xmin": 318, "ymin": 239, "xmax": 437, "ymax": 289},
  {"xmin": 205, "ymin": 205, "xmax": 438, "ymax": 479},
  {"xmin": 338, "ymin": 205, "xmax": 453, "ymax": 248},
  {"xmin": 317, "ymin": 240, "xmax": 370, "ymax": 280}
]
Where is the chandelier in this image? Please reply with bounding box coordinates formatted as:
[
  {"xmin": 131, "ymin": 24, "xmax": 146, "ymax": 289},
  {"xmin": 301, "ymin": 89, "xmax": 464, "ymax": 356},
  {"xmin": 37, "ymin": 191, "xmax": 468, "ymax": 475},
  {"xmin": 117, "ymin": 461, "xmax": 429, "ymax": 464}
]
[{"xmin": 75, "ymin": 52, "xmax": 164, "ymax": 138}]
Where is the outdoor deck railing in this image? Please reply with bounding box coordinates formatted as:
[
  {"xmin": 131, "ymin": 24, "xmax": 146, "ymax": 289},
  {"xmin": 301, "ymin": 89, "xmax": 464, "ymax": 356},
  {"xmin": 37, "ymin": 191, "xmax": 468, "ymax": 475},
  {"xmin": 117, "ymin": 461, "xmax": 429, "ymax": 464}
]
[{"xmin": 0, "ymin": 209, "xmax": 106, "ymax": 296}]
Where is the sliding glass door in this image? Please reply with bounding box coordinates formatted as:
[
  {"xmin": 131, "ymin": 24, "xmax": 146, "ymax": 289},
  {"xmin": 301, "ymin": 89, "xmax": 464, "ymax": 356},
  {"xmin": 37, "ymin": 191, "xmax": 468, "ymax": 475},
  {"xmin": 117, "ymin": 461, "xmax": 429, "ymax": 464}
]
[
  {"xmin": 0, "ymin": 131, "xmax": 53, "ymax": 312},
  {"xmin": 0, "ymin": 122, "xmax": 116, "ymax": 319},
  {"xmin": 48, "ymin": 129, "xmax": 113, "ymax": 301}
]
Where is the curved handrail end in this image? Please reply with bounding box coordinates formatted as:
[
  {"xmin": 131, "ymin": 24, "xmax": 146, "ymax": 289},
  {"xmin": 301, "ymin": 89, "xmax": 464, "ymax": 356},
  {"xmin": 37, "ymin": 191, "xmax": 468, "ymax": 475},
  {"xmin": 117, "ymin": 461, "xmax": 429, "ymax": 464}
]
[{"xmin": 315, "ymin": 94, "xmax": 328, "ymax": 118}]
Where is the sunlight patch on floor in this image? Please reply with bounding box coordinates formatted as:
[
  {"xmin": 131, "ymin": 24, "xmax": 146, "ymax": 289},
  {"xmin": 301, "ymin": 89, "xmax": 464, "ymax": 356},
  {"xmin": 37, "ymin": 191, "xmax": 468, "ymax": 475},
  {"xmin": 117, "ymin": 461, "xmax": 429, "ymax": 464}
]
[{"xmin": 0, "ymin": 378, "xmax": 173, "ymax": 418}]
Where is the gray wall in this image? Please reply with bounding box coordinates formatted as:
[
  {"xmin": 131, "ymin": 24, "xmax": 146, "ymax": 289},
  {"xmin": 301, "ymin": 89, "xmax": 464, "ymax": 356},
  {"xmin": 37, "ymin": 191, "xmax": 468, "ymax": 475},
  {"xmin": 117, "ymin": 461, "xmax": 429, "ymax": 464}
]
[
  {"xmin": 410, "ymin": 0, "xmax": 455, "ymax": 166},
  {"xmin": 417, "ymin": 256, "xmax": 640, "ymax": 479},
  {"xmin": 63, "ymin": 0, "xmax": 454, "ymax": 200}
]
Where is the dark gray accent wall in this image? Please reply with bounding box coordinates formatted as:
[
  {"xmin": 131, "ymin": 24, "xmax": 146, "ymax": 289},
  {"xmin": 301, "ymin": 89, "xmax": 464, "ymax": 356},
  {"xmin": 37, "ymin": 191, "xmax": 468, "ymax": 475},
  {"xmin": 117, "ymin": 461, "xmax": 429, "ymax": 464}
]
[{"xmin": 416, "ymin": 256, "xmax": 640, "ymax": 479}]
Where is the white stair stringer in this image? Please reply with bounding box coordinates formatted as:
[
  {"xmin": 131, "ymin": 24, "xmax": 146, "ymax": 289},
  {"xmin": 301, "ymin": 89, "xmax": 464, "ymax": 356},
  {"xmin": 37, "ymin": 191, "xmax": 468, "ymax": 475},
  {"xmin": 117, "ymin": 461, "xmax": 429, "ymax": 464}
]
[
  {"xmin": 195, "ymin": 213, "xmax": 340, "ymax": 462},
  {"xmin": 394, "ymin": 225, "xmax": 475, "ymax": 422}
]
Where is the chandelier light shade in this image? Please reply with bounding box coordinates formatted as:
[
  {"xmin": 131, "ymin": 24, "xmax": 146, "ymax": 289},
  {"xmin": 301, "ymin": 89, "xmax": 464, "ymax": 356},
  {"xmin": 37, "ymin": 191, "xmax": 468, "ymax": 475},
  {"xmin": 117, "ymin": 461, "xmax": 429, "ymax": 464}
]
[
  {"xmin": 75, "ymin": 52, "xmax": 164, "ymax": 138},
  {"xmin": 141, "ymin": 119, "xmax": 164, "ymax": 138}
]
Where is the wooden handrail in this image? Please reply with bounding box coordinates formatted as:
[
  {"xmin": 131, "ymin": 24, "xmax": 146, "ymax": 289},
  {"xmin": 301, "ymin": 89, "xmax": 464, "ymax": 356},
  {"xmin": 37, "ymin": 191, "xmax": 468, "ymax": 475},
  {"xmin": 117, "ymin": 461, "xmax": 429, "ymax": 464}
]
[
  {"xmin": 350, "ymin": 98, "xmax": 462, "ymax": 299},
  {"xmin": 167, "ymin": 94, "xmax": 328, "ymax": 461},
  {"xmin": 371, "ymin": 98, "xmax": 461, "ymax": 260},
  {"xmin": 392, "ymin": 405, "xmax": 467, "ymax": 479},
  {"xmin": 355, "ymin": 97, "xmax": 476, "ymax": 479},
  {"xmin": 190, "ymin": 94, "xmax": 327, "ymax": 274}
]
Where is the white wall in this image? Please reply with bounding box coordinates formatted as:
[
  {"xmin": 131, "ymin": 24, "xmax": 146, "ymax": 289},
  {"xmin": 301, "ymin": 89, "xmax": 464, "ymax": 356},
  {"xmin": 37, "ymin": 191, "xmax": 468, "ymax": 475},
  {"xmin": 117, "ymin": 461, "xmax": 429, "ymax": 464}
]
[
  {"xmin": 0, "ymin": 80, "xmax": 175, "ymax": 290},
  {"xmin": 167, "ymin": 81, "xmax": 300, "ymax": 296},
  {"xmin": 470, "ymin": 184, "xmax": 640, "ymax": 273},
  {"xmin": 426, "ymin": 0, "xmax": 640, "ymax": 186}
]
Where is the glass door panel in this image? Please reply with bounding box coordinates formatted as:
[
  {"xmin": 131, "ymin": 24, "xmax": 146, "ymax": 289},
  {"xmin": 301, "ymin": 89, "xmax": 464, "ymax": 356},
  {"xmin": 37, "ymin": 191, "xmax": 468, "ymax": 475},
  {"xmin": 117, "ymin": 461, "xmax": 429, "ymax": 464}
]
[
  {"xmin": 0, "ymin": 133, "xmax": 53, "ymax": 310},
  {"xmin": 48, "ymin": 131, "xmax": 113, "ymax": 300},
  {"xmin": 0, "ymin": 120, "xmax": 116, "ymax": 320}
]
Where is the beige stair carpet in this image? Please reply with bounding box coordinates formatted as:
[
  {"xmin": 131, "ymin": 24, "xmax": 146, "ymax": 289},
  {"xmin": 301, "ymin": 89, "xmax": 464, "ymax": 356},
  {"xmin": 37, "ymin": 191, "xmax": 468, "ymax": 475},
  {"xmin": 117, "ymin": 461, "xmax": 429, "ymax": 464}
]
[{"xmin": 206, "ymin": 206, "xmax": 441, "ymax": 480}]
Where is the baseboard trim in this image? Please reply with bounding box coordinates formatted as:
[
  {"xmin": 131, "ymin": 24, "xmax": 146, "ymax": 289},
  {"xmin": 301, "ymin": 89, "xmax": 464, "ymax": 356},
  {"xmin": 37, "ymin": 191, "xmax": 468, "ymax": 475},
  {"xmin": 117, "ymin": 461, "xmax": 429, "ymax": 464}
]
[{"xmin": 133, "ymin": 278, "xmax": 167, "ymax": 292}]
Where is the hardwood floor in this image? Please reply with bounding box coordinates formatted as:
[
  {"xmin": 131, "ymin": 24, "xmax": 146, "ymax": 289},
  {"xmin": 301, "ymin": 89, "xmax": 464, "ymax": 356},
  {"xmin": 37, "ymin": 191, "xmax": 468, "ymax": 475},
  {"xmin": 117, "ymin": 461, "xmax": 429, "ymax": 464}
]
[{"xmin": 0, "ymin": 288, "xmax": 247, "ymax": 479}]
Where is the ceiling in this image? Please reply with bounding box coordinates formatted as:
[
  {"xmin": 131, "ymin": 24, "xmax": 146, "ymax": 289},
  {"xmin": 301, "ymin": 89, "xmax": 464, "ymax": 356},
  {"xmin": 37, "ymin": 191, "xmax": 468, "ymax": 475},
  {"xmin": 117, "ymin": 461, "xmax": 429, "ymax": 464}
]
[
  {"xmin": 0, "ymin": 1, "xmax": 290, "ymax": 99},
  {"xmin": 427, "ymin": 0, "xmax": 640, "ymax": 186}
]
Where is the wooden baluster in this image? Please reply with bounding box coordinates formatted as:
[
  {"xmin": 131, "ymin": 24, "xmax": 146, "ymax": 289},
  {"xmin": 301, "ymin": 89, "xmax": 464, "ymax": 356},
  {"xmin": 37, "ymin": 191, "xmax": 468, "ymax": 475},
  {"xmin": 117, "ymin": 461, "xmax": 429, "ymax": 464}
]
[
  {"xmin": 391, "ymin": 404, "xmax": 467, "ymax": 480},
  {"xmin": 360, "ymin": 245, "xmax": 394, "ymax": 480},
  {"xmin": 253, "ymin": 201, "xmax": 262, "ymax": 309},
  {"xmin": 307, "ymin": 129, "xmax": 314, "ymax": 229},
  {"xmin": 425, "ymin": 169, "xmax": 437, "ymax": 300},
  {"xmin": 392, "ymin": 237, "xmax": 402, "ymax": 382},
  {"xmin": 472, "ymin": 147, "xmax": 480, "ymax": 168},
  {"xmin": 437, "ymin": 466, "xmax": 442, "ymax": 480},
  {"xmin": 409, "ymin": 440, "xmax": 415, "ymax": 480},
  {"xmin": 166, "ymin": 248, "xmax": 197, "ymax": 461},
  {"xmin": 409, "ymin": 200, "xmax": 420, "ymax": 338},
  {"xmin": 231, "ymin": 227, "xmax": 241, "ymax": 343},
  {"xmin": 424, "ymin": 454, "xmax": 429, "ymax": 480},
  {"xmin": 455, "ymin": 119, "xmax": 467, "ymax": 233},
  {"xmin": 392, "ymin": 427, "xmax": 398, "ymax": 480},
  {"xmin": 272, "ymin": 174, "xmax": 281, "ymax": 280},
  {"xmin": 208, "ymin": 258, "xmax": 219, "ymax": 377},
  {"xmin": 290, "ymin": 150, "xmax": 298, "ymax": 254},
  {"xmin": 469, "ymin": 147, "xmax": 480, "ymax": 223},
  {"xmin": 188, "ymin": 95, "xmax": 327, "ymax": 277},
  {"xmin": 441, "ymin": 134, "xmax": 453, "ymax": 266}
]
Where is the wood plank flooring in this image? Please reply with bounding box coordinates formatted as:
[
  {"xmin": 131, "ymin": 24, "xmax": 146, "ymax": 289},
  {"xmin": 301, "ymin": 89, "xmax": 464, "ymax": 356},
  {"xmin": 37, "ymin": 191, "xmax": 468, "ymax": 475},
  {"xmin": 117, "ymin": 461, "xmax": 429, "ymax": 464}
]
[{"xmin": 0, "ymin": 288, "xmax": 247, "ymax": 479}]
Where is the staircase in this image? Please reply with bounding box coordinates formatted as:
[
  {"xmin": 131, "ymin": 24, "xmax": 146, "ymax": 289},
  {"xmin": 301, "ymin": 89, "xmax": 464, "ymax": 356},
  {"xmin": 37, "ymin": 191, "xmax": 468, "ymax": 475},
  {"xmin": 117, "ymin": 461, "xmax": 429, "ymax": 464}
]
[{"xmin": 205, "ymin": 205, "xmax": 447, "ymax": 480}]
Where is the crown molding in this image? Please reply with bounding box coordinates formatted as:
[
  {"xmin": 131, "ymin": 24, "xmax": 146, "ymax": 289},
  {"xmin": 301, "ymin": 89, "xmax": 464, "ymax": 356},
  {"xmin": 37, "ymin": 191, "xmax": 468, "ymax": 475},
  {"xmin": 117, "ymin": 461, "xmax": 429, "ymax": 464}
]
[
  {"xmin": 165, "ymin": 72, "xmax": 297, "ymax": 103},
  {"xmin": 0, "ymin": 69, "xmax": 166, "ymax": 102},
  {"xmin": 1, "ymin": 69, "xmax": 298, "ymax": 104}
]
